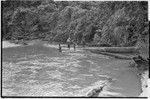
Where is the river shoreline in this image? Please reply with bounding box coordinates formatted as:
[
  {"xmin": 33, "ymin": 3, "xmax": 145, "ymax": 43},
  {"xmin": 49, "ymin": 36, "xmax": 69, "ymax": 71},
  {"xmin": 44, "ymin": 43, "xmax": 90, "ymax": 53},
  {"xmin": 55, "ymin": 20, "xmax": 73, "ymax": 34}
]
[
  {"xmin": 139, "ymin": 71, "xmax": 149, "ymax": 97},
  {"xmin": 2, "ymin": 40, "xmax": 148, "ymax": 97},
  {"xmin": 2, "ymin": 41, "xmax": 22, "ymax": 48}
]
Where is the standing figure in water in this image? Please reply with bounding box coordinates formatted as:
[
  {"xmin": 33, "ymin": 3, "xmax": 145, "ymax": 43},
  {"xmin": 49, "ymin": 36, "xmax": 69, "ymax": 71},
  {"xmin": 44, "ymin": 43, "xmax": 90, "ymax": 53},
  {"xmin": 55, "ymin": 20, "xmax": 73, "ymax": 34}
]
[
  {"xmin": 67, "ymin": 37, "xmax": 71, "ymax": 49},
  {"xmin": 58, "ymin": 44, "xmax": 62, "ymax": 52},
  {"xmin": 73, "ymin": 42, "xmax": 76, "ymax": 51}
]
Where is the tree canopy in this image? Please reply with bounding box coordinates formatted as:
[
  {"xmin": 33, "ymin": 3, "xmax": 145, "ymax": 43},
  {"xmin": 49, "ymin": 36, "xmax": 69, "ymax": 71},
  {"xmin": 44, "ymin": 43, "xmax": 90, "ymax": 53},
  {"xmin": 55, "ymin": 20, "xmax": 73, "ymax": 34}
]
[{"xmin": 2, "ymin": 0, "xmax": 149, "ymax": 47}]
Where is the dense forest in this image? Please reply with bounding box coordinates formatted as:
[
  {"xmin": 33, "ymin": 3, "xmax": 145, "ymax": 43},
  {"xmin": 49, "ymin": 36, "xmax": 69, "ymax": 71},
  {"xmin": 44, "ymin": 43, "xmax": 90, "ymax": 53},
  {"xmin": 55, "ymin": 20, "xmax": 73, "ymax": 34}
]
[{"xmin": 1, "ymin": 0, "xmax": 149, "ymax": 47}]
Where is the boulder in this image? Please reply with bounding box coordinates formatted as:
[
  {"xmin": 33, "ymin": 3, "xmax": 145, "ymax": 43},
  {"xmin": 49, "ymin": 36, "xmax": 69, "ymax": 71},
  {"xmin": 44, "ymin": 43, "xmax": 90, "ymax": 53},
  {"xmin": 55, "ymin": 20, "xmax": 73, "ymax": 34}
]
[{"xmin": 87, "ymin": 85, "xmax": 106, "ymax": 97}]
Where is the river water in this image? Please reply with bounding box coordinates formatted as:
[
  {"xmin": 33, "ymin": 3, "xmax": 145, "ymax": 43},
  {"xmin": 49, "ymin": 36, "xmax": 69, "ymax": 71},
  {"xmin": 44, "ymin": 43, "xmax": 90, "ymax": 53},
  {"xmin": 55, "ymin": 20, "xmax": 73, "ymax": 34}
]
[{"xmin": 2, "ymin": 41, "xmax": 142, "ymax": 97}]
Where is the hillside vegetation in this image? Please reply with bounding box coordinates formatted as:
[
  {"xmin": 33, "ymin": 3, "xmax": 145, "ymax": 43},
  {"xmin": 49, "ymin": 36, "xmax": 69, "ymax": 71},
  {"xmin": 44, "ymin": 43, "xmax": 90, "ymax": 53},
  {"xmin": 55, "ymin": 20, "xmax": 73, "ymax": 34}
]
[{"xmin": 2, "ymin": 0, "xmax": 149, "ymax": 48}]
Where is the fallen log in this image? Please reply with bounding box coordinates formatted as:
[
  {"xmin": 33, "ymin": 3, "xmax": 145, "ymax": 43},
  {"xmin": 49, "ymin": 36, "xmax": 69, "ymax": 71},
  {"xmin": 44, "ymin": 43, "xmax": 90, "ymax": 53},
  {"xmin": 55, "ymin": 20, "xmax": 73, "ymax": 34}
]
[
  {"xmin": 22, "ymin": 42, "xmax": 28, "ymax": 45},
  {"xmin": 88, "ymin": 49, "xmax": 132, "ymax": 60},
  {"xmin": 104, "ymin": 47, "xmax": 139, "ymax": 53},
  {"xmin": 84, "ymin": 47, "xmax": 139, "ymax": 53},
  {"xmin": 87, "ymin": 43, "xmax": 112, "ymax": 47}
]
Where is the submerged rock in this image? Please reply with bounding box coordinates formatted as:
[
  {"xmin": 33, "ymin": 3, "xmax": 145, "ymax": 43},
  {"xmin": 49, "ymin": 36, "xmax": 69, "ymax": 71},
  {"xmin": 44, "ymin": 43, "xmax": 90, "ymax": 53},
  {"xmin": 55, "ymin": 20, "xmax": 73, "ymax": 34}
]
[
  {"xmin": 22, "ymin": 42, "xmax": 28, "ymax": 45},
  {"xmin": 87, "ymin": 84, "xmax": 107, "ymax": 97}
]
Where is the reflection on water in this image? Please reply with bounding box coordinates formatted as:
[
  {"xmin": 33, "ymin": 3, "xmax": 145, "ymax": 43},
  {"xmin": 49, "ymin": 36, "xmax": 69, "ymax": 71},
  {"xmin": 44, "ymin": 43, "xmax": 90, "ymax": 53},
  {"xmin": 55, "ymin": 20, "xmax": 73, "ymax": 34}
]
[{"xmin": 2, "ymin": 44, "xmax": 141, "ymax": 96}]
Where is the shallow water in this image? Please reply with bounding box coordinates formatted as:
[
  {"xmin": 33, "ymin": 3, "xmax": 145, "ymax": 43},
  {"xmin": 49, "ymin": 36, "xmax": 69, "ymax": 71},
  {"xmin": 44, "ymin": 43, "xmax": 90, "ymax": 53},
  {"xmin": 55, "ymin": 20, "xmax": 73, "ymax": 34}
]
[{"xmin": 2, "ymin": 42, "xmax": 142, "ymax": 96}]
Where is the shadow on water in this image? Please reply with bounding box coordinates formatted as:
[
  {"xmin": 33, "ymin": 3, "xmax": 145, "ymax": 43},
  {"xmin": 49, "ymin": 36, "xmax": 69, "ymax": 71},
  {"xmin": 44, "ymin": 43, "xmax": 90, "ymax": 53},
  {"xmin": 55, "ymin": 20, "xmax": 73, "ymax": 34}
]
[{"xmin": 2, "ymin": 42, "xmax": 142, "ymax": 96}]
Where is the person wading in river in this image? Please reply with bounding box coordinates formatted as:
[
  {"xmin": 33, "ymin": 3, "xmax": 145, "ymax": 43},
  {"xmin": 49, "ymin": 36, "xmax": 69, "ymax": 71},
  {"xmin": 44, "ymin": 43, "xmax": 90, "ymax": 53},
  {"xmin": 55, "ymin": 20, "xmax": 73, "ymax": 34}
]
[
  {"xmin": 67, "ymin": 37, "xmax": 71, "ymax": 49},
  {"xmin": 58, "ymin": 44, "xmax": 62, "ymax": 52}
]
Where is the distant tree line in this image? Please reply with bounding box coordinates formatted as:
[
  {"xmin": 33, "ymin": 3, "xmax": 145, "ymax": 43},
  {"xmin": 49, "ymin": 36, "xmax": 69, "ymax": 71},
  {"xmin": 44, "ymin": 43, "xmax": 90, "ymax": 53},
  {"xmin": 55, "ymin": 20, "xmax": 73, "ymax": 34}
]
[{"xmin": 1, "ymin": 0, "xmax": 149, "ymax": 47}]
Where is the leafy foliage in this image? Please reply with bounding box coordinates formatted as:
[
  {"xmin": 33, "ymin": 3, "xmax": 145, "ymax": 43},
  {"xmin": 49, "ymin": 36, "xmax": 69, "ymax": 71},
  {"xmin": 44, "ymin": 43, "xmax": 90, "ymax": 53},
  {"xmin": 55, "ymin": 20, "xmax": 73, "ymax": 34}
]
[{"xmin": 2, "ymin": 0, "xmax": 149, "ymax": 47}]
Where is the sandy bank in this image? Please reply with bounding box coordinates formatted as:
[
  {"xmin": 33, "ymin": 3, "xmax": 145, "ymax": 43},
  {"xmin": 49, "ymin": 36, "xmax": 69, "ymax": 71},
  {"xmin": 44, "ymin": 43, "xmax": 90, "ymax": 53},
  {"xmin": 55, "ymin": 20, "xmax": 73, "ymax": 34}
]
[
  {"xmin": 2, "ymin": 40, "xmax": 48, "ymax": 48},
  {"xmin": 2, "ymin": 41, "xmax": 21, "ymax": 48}
]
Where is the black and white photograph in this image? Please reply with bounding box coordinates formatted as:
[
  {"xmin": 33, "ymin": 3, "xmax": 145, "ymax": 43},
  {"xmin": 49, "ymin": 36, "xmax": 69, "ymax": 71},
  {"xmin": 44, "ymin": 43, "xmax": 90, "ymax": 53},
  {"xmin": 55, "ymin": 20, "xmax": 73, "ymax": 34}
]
[{"xmin": 1, "ymin": 0, "xmax": 149, "ymax": 98}]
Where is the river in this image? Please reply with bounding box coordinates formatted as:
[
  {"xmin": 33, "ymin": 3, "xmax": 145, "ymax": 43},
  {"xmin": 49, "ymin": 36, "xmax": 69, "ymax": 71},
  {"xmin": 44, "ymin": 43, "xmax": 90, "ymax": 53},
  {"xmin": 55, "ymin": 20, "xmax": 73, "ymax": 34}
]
[{"xmin": 2, "ymin": 41, "xmax": 142, "ymax": 97}]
